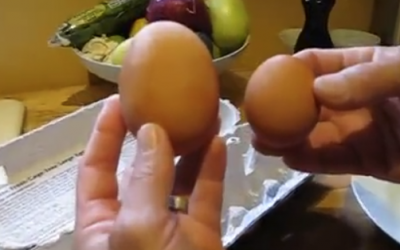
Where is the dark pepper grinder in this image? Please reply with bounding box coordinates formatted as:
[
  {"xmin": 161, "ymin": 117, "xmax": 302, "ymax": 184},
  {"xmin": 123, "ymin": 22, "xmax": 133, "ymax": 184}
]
[{"xmin": 294, "ymin": 0, "xmax": 336, "ymax": 53}]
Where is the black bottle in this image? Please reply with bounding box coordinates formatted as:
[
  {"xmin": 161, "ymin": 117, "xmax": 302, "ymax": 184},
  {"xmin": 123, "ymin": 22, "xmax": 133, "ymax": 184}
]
[{"xmin": 294, "ymin": 0, "xmax": 336, "ymax": 53}]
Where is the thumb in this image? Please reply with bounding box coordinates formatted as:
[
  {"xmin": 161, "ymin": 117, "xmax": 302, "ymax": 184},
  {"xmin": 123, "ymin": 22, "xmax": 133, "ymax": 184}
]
[
  {"xmin": 314, "ymin": 60, "xmax": 400, "ymax": 110},
  {"xmin": 120, "ymin": 123, "xmax": 175, "ymax": 213}
]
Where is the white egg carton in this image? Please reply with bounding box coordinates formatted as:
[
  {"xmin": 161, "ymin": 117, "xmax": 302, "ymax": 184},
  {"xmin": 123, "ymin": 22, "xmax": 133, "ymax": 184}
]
[{"xmin": 0, "ymin": 98, "xmax": 309, "ymax": 250}]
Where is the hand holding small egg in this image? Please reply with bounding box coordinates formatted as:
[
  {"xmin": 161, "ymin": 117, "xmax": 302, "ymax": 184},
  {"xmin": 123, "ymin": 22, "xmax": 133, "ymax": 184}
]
[
  {"xmin": 244, "ymin": 46, "xmax": 400, "ymax": 183},
  {"xmin": 244, "ymin": 55, "xmax": 320, "ymax": 152}
]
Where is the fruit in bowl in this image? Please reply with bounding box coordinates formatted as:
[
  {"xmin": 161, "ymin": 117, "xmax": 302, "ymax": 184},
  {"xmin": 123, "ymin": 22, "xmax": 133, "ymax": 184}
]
[
  {"xmin": 49, "ymin": 0, "xmax": 250, "ymax": 82},
  {"xmin": 75, "ymin": 35, "xmax": 249, "ymax": 83}
]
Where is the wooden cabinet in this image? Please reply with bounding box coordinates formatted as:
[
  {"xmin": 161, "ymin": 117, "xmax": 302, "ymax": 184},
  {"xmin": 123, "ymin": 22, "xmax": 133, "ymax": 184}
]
[
  {"xmin": 369, "ymin": 0, "xmax": 400, "ymax": 45},
  {"xmin": 395, "ymin": 3, "xmax": 400, "ymax": 44}
]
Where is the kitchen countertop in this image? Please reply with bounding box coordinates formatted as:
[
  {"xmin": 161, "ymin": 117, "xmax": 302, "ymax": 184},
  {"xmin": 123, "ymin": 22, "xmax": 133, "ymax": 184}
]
[{"xmin": 1, "ymin": 71, "xmax": 399, "ymax": 250}]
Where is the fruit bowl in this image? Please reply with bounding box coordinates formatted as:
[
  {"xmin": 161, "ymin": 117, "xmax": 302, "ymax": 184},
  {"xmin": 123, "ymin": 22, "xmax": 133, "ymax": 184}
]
[
  {"xmin": 74, "ymin": 36, "xmax": 250, "ymax": 84},
  {"xmin": 279, "ymin": 28, "xmax": 381, "ymax": 53}
]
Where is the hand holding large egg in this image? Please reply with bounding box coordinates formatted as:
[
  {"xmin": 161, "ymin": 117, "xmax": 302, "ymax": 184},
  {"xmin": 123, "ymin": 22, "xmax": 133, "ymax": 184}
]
[{"xmin": 119, "ymin": 21, "xmax": 220, "ymax": 156}]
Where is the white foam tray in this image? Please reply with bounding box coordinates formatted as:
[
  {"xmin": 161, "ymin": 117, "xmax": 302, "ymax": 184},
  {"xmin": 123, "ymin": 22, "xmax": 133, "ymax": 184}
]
[{"xmin": 0, "ymin": 98, "xmax": 309, "ymax": 250}]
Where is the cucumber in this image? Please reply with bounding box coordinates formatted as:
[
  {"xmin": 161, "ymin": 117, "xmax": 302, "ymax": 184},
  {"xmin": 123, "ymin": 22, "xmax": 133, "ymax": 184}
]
[{"xmin": 48, "ymin": 0, "xmax": 149, "ymax": 49}]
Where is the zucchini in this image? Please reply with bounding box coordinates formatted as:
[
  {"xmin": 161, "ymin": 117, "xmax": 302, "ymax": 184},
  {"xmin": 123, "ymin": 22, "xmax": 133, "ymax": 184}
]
[{"xmin": 48, "ymin": 0, "xmax": 149, "ymax": 49}]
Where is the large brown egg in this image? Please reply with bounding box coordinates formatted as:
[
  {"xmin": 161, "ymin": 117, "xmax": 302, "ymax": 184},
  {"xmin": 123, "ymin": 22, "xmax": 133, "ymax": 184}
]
[
  {"xmin": 244, "ymin": 55, "xmax": 319, "ymax": 149},
  {"xmin": 119, "ymin": 21, "xmax": 219, "ymax": 155}
]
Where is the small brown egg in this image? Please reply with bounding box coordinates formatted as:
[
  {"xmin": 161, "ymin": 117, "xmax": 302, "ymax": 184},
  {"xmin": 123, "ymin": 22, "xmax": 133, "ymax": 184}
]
[
  {"xmin": 119, "ymin": 21, "xmax": 219, "ymax": 155},
  {"xmin": 244, "ymin": 55, "xmax": 319, "ymax": 149}
]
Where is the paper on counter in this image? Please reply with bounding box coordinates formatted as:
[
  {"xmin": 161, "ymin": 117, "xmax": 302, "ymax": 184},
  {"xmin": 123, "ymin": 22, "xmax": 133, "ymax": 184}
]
[
  {"xmin": 0, "ymin": 166, "xmax": 8, "ymax": 186},
  {"xmin": 0, "ymin": 136, "xmax": 136, "ymax": 249}
]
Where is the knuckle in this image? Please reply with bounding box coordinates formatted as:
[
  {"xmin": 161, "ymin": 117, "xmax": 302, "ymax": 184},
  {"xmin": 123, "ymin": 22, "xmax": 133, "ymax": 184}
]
[
  {"xmin": 130, "ymin": 156, "xmax": 156, "ymax": 180},
  {"xmin": 295, "ymin": 48, "xmax": 322, "ymax": 59},
  {"xmin": 110, "ymin": 210, "xmax": 171, "ymax": 250},
  {"xmin": 130, "ymin": 165, "xmax": 155, "ymax": 180},
  {"xmin": 110, "ymin": 215, "xmax": 145, "ymax": 249}
]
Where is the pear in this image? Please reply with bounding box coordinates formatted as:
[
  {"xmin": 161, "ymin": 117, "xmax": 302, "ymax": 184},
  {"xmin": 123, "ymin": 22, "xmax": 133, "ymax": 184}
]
[{"xmin": 129, "ymin": 18, "xmax": 148, "ymax": 37}]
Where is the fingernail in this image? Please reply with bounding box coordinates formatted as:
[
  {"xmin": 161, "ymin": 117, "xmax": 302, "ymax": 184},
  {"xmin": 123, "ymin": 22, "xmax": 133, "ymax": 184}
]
[
  {"xmin": 99, "ymin": 94, "xmax": 119, "ymax": 115},
  {"xmin": 104, "ymin": 94, "xmax": 119, "ymax": 107},
  {"xmin": 314, "ymin": 76, "xmax": 337, "ymax": 95},
  {"xmin": 137, "ymin": 123, "xmax": 159, "ymax": 152},
  {"xmin": 314, "ymin": 76, "xmax": 349, "ymax": 107}
]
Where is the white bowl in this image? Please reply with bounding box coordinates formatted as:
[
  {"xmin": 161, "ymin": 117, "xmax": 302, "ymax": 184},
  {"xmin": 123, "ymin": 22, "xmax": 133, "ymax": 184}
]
[
  {"xmin": 279, "ymin": 28, "xmax": 381, "ymax": 52},
  {"xmin": 278, "ymin": 28, "xmax": 302, "ymax": 53},
  {"xmin": 330, "ymin": 29, "xmax": 381, "ymax": 48},
  {"xmin": 76, "ymin": 36, "xmax": 250, "ymax": 84}
]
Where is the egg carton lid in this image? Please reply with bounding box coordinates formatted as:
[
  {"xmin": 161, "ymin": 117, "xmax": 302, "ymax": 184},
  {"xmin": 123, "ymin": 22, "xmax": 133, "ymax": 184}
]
[
  {"xmin": 0, "ymin": 98, "xmax": 240, "ymax": 249},
  {"xmin": 0, "ymin": 98, "xmax": 309, "ymax": 250}
]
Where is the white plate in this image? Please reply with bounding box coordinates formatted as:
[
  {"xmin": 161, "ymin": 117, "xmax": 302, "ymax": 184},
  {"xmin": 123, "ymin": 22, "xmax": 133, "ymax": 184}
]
[
  {"xmin": 351, "ymin": 176, "xmax": 400, "ymax": 243},
  {"xmin": 330, "ymin": 29, "xmax": 381, "ymax": 48},
  {"xmin": 279, "ymin": 28, "xmax": 381, "ymax": 52}
]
